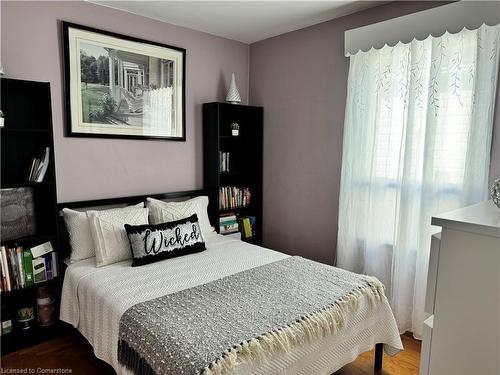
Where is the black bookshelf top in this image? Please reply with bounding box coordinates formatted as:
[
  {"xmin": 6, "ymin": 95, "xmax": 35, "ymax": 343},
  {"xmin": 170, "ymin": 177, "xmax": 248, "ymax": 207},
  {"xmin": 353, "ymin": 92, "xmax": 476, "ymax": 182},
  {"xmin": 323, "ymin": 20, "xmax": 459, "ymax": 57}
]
[
  {"xmin": 204, "ymin": 102, "xmax": 263, "ymax": 110},
  {"xmin": 1, "ymin": 128, "xmax": 51, "ymax": 133},
  {"xmin": 0, "ymin": 77, "xmax": 50, "ymax": 86}
]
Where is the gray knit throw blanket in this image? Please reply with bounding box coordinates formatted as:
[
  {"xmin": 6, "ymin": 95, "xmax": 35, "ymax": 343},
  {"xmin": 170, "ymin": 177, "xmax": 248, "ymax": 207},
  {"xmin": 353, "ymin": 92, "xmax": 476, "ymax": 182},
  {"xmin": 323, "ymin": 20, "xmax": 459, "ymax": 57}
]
[{"xmin": 118, "ymin": 256, "xmax": 385, "ymax": 375}]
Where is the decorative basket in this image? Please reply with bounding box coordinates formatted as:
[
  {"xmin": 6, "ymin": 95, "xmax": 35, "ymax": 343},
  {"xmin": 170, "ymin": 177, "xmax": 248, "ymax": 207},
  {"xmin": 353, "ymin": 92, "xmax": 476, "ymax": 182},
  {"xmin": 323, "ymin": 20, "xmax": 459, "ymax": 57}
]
[{"xmin": 1, "ymin": 187, "xmax": 37, "ymax": 241}]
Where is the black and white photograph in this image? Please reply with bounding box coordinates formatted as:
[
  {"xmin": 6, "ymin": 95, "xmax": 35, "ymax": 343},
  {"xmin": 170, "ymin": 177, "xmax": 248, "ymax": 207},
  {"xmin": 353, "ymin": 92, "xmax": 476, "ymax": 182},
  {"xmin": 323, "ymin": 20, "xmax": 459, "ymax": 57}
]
[{"xmin": 63, "ymin": 22, "xmax": 185, "ymax": 140}]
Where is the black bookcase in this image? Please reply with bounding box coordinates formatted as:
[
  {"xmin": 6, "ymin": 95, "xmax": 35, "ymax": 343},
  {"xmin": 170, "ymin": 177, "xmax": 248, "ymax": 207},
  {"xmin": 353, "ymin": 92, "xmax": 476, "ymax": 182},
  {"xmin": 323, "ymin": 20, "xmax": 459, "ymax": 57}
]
[
  {"xmin": 0, "ymin": 78, "xmax": 69, "ymax": 354},
  {"xmin": 203, "ymin": 102, "xmax": 263, "ymax": 245}
]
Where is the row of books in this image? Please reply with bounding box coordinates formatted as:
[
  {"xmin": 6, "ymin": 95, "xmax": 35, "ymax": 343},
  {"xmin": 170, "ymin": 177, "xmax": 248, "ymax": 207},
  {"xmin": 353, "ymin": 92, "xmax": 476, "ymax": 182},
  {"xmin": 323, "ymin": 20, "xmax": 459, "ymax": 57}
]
[
  {"xmin": 219, "ymin": 151, "xmax": 231, "ymax": 173},
  {"xmin": 220, "ymin": 214, "xmax": 239, "ymax": 235},
  {"xmin": 219, "ymin": 186, "xmax": 251, "ymax": 210},
  {"xmin": 27, "ymin": 146, "xmax": 50, "ymax": 182},
  {"xmin": 219, "ymin": 214, "xmax": 257, "ymax": 238},
  {"xmin": 0, "ymin": 241, "xmax": 58, "ymax": 292}
]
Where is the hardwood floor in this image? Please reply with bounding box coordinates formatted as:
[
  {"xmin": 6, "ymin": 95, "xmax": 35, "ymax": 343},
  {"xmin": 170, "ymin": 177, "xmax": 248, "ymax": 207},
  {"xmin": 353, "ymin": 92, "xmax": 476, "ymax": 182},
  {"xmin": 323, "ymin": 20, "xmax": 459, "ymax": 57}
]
[{"xmin": 1, "ymin": 333, "xmax": 420, "ymax": 375}]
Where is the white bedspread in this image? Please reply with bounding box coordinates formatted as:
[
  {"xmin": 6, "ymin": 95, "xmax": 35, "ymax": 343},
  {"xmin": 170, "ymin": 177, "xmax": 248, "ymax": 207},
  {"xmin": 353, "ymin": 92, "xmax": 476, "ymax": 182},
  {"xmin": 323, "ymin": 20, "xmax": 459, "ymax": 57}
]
[{"xmin": 60, "ymin": 234, "xmax": 403, "ymax": 374}]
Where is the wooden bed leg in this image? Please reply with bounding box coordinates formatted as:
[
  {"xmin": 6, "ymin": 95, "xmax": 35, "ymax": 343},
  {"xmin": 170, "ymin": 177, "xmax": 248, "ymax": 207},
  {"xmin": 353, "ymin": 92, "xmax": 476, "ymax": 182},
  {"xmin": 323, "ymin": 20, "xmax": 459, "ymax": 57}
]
[{"xmin": 374, "ymin": 343, "xmax": 383, "ymax": 372}]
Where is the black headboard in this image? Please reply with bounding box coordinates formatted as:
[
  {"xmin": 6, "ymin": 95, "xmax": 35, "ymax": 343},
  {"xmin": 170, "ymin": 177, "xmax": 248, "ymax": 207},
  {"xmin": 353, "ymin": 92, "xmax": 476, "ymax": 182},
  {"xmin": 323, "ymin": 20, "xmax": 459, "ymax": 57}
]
[{"xmin": 56, "ymin": 189, "xmax": 206, "ymax": 262}]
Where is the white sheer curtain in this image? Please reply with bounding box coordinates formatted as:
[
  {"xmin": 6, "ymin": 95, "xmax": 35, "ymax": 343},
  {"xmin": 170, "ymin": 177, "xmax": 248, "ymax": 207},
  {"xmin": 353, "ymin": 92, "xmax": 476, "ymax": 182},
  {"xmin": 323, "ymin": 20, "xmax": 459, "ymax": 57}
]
[{"xmin": 337, "ymin": 24, "xmax": 500, "ymax": 338}]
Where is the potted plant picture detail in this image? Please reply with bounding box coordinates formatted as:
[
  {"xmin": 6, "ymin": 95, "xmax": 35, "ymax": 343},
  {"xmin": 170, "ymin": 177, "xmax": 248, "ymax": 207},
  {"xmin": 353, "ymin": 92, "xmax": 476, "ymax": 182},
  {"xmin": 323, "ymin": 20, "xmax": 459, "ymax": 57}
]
[
  {"xmin": 62, "ymin": 22, "xmax": 186, "ymax": 140},
  {"xmin": 231, "ymin": 123, "xmax": 239, "ymax": 136}
]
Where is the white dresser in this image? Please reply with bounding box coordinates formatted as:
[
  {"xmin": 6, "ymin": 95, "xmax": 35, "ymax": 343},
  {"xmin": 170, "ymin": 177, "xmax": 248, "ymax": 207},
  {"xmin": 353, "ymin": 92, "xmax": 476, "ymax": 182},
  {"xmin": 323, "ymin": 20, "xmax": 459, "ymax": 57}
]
[{"xmin": 420, "ymin": 201, "xmax": 500, "ymax": 375}]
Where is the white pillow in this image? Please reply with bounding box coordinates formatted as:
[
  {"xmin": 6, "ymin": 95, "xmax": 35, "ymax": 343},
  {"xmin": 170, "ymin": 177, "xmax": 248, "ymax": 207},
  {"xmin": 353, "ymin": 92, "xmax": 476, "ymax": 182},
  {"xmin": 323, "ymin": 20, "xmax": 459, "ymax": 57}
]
[
  {"xmin": 62, "ymin": 208, "xmax": 95, "ymax": 263},
  {"xmin": 146, "ymin": 196, "xmax": 214, "ymax": 235},
  {"xmin": 87, "ymin": 203, "xmax": 148, "ymax": 267}
]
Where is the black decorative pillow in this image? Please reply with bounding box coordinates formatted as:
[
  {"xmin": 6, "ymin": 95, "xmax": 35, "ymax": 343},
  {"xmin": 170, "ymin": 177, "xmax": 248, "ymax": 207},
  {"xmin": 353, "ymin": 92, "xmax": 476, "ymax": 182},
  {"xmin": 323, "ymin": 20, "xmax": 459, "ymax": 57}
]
[{"xmin": 124, "ymin": 214, "xmax": 206, "ymax": 267}]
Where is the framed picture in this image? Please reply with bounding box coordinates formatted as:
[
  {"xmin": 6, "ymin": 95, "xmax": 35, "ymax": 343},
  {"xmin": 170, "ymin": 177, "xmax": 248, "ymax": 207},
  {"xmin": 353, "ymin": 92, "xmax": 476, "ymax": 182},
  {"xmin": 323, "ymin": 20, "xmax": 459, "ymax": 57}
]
[{"xmin": 62, "ymin": 22, "xmax": 186, "ymax": 141}]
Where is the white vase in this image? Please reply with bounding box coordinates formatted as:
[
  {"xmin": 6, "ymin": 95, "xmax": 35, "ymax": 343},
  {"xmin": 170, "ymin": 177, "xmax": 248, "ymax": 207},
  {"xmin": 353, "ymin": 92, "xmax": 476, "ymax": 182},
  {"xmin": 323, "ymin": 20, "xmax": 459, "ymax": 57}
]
[{"xmin": 226, "ymin": 73, "xmax": 241, "ymax": 104}]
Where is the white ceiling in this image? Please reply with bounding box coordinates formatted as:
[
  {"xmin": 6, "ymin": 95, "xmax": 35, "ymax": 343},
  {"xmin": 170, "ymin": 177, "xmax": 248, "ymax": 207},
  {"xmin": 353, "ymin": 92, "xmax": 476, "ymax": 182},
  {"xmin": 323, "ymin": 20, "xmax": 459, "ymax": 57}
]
[{"xmin": 89, "ymin": 1, "xmax": 384, "ymax": 44}]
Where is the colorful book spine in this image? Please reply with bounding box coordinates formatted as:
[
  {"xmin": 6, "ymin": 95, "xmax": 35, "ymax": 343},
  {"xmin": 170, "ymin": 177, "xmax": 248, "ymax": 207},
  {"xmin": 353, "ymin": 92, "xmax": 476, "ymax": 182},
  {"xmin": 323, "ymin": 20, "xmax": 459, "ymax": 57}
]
[
  {"xmin": 219, "ymin": 152, "xmax": 230, "ymax": 172},
  {"xmin": 219, "ymin": 187, "xmax": 252, "ymax": 210},
  {"xmin": 16, "ymin": 247, "xmax": 25, "ymax": 289},
  {"xmin": 51, "ymin": 252, "xmax": 58, "ymax": 278},
  {"xmin": 23, "ymin": 250, "xmax": 34, "ymax": 286},
  {"xmin": 240, "ymin": 216, "xmax": 257, "ymax": 239},
  {"xmin": 44, "ymin": 253, "xmax": 53, "ymax": 280},
  {"xmin": 0, "ymin": 247, "xmax": 9, "ymax": 292},
  {"xmin": 8, "ymin": 249, "xmax": 19, "ymax": 290}
]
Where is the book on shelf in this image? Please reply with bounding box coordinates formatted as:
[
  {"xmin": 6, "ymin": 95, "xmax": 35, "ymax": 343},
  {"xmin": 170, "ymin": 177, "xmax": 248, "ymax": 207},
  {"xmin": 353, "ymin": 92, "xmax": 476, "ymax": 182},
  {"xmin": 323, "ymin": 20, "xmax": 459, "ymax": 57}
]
[
  {"xmin": 30, "ymin": 241, "xmax": 54, "ymax": 258},
  {"xmin": 240, "ymin": 216, "xmax": 257, "ymax": 239},
  {"xmin": 0, "ymin": 247, "xmax": 11, "ymax": 292},
  {"xmin": 219, "ymin": 151, "xmax": 231, "ymax": 173},
  {"xmin": 23, "ymin": 250, "xmax": 34, "ymax": 286},
  {"xmin": 219, "ymin": 186, "xmax": 251, "ymax": 210},
  {"xmin": 27, "ymin": 146, "xmax": 50, "ymax": 182},
  {"xmin": 32, "ymin": 257, "xmax": 47, "ymax": 284},
  {"xmin": 1, "ymin": 306, "xmax": 12, "ymax": 336},
  {"xmin": 219, "ymin": 213, "xmax": 239, "ymax": 234},
  {"xmin": 0, "ymin": 243, "xmax": 58, "ymax": 292}
]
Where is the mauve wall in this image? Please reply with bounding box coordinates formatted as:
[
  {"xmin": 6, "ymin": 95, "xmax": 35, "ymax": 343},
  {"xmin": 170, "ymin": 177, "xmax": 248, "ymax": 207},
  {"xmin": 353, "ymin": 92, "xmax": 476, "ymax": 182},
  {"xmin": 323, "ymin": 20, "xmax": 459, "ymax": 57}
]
[
  {"xmin": 1, "ymin": 1, "xmax": 249, "ymax": 203},
  {"xmin": 247, "ymin": 1, "xmax": 491, "ymax": 265}
]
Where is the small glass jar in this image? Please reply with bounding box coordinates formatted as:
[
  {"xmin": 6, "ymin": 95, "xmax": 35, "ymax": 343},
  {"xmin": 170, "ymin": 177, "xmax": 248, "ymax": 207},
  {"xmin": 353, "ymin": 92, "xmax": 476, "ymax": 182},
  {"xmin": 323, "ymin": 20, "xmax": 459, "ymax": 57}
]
[
  {"xmin": 37, "ymin": 287, "xmax": 55, "ymax": 326},
  {"xmin": 37, "ymin": 297, "xmax": 55, "ymax": 326}
]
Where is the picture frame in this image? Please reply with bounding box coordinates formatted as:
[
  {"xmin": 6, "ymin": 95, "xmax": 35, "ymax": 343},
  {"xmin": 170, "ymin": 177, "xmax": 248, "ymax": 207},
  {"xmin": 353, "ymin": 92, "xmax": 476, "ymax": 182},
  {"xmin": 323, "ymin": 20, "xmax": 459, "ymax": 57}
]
[{"xmin": 62, "ymin": 22, "xmax": 186, "ymax": 141}]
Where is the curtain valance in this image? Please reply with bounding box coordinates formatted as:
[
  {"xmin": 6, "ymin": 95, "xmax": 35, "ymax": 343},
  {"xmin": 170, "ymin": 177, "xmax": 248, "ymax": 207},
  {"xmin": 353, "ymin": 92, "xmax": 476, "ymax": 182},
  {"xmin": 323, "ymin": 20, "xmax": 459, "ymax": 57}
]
[{"xmin": 345, "ymin": 1, "xmax": 500, "ymax": 56}]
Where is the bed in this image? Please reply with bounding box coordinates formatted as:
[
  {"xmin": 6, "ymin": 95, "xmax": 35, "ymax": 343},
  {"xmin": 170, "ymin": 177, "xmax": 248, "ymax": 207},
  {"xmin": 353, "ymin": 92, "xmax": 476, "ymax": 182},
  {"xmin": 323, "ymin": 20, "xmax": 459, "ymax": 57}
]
[{"xmin": 58, "ymin": 190, "xmax": 403, "ymax": 375}]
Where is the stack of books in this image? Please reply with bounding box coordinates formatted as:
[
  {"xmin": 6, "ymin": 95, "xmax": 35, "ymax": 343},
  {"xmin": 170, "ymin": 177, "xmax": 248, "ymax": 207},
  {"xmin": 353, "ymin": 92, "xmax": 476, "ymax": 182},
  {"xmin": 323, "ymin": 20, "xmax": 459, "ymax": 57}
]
[
  {"xmin": 27, "ymin": 147, "xmax": 50, "ymax": 182},
  {"xmin": 0, "ymin": 241, "xmax": 58, "ymax": 292},
  {"xmin": 219, "ymin": 151, "xmax": 230, "ymax": 172},
  {"xmin": 219, "ymin": 213, "xmax": 239, "ymax": 235},
  {"xmin": 240, "ymin": 216, "xmax": 257, "ymax": 239},
  {"xmin": 219, "ymin": 186, "xmax": 251, "ymax": 210}
]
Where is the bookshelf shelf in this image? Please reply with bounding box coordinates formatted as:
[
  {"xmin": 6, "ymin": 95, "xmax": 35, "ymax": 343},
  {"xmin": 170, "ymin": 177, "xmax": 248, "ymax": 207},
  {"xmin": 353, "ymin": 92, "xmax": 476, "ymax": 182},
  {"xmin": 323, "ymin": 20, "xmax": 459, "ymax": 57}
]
[
  {"xmin": 220, "ymin": 135, "xmax": 259, "ymax": 140},
  {"xmin": 2, "ymin": 181, "xmax": 55, "ymax": 189},
  {"xmin": 203, "ymin": 102, "xmax": 263, "ymax": 245},
  {"xmin": 219, "ymin": 206, "xmax": 253, "ymax": 213},
  {"xmin": 0, "ymin": 277, "xmax": 60, "ymax": 297},
  {"xmin": 219, "ymin": 171, "xmax": 256, "ymax": 175},
  {"xmin": 0, "ymin": 78, "xmax": 62, "ymax": 355},
  {"xmin": 0, "ymin": 234, "xmax": 57, "ymax": 246}
]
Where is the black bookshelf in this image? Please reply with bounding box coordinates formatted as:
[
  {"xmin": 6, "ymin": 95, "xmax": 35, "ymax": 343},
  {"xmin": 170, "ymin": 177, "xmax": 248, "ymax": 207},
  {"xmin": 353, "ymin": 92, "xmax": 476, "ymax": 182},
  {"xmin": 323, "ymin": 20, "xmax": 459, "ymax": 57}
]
[
  {"xmin": 203, "ymin": 102, "xmax": 263, "ymax": 245},
  {"xmin": 0, "ymin": 78, "xmax": 69, "ymax": 355}
]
